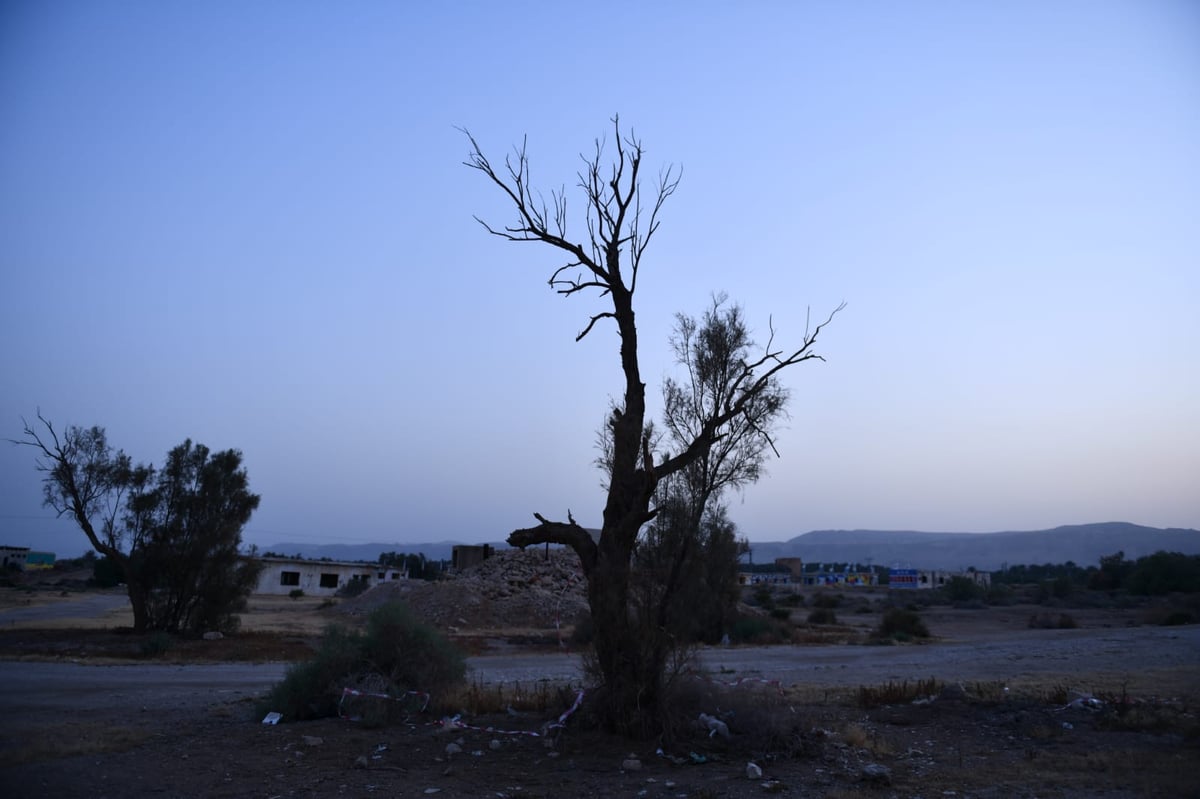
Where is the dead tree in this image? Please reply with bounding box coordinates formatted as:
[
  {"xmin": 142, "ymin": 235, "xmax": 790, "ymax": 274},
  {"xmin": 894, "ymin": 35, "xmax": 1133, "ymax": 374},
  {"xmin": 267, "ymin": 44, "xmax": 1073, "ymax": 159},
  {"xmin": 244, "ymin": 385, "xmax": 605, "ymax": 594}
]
[{"xmin": 464, "ymin": 118, "xmax": 839, "ymax": 736}]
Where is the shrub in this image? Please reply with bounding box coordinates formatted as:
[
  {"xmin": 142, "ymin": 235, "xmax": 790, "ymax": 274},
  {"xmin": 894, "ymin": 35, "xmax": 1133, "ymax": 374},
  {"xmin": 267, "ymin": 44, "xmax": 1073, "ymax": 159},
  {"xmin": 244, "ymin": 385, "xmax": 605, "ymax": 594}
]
[
  {"xmin": 875, "ymin": 608, "xmax": 930, "ymax": 641},
  {"xmin": 779, "ymin": 593, "xmax": 805, "ymax": 608},
  {"xmin": 1028, "ymin": 612, "xmax": 1078, "ymax": 629},
  {"xmin": 336, "ymin": 579, "xmax": 370, "ymax": 598},
  {"xmin": 288, "ymin": 588, "xmax": 305, "ymax": 599},
  {"xmin": 769, "ymin": 607, "xmax": 792, "ymax": 621},
  {"xmin": 259, "ymin": 600, "xmax": 465, "ymax": 723},
  {"xmin": 811, "ymin": 592, "xmax": 841, "ymax": 609},
  {"xmin": 140, "ymin": 631, "xmax": 174, "ymax": 658},
  {"xmin": 944, "ymin": 576, "xmax": 983, "ymax": 602},
  {"xmin": 806, "ymin": 608, "xmax": 838, "ymax": 625},
  {"xmin": 570, "ymin": 610, "xmax": 594, "ymax": 645},
  {"xmin": 729, "ymin": 615, "xmax": 792, "ymax": 644},
  {"xmin": 752, "ymin": 585, "xmax": 775, "ymax": 610},
  {"xmin": 1158, "ymin": 611, "xmax": 1195, "ymax": 627}
]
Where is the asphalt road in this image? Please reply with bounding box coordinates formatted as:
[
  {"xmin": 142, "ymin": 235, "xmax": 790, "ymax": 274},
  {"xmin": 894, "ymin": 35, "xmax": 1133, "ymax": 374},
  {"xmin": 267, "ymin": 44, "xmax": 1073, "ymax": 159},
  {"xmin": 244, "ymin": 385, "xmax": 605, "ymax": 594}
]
[{"xmin": 1, "ymin": 624, "xmax": 1195, "ymax": 719}]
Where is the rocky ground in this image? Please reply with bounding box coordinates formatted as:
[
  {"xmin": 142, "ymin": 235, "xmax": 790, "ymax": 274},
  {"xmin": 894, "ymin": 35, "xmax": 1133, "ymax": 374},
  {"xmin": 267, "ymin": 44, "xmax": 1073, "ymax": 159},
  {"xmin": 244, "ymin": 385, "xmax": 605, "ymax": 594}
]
[
  {"xmin": 337, "ymin": 548, "xmax": 590, "ymax": 638},
  {"xmin": 1, "ymin": 556, "xmax": 1198, "ymax": 798}
]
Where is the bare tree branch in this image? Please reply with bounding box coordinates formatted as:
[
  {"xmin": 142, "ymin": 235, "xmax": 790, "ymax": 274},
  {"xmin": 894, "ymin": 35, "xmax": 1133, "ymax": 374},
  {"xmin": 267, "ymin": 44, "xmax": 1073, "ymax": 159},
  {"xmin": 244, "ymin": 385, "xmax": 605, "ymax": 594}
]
[{"xmin": 507, "ymin": 512, "xmax": 598, "ymax": 575}]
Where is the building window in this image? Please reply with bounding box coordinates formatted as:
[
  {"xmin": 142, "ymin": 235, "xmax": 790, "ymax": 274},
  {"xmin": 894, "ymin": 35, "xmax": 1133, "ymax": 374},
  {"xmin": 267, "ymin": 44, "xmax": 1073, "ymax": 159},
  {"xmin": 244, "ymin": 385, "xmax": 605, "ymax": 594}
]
[
  {"xmin": 319, "ymin": 573, "xmax": 338, "ymax": 589},
  {"xmin": 280, "ymin": 571, "xmax": 300, "ymax": 586}
]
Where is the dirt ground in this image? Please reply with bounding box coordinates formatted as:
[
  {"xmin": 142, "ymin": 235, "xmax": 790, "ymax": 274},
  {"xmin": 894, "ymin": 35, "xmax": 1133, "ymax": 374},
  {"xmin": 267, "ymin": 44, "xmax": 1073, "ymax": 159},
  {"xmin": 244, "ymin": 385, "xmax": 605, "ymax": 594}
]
[{"xmin": 1, "ymin": 575, "xmax": 1197, "ymax": 798}]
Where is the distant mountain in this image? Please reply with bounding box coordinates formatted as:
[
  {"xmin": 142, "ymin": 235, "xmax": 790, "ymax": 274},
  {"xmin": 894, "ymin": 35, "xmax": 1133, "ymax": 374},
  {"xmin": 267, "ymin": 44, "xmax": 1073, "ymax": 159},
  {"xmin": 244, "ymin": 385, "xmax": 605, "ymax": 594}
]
[
  {"xmin": 262, "ymin": 522, "xmax": 1200, "ymax": 572},
  {"xmin": 742, "ymin": 522, "xmax": 1200, "ymax": 572}
]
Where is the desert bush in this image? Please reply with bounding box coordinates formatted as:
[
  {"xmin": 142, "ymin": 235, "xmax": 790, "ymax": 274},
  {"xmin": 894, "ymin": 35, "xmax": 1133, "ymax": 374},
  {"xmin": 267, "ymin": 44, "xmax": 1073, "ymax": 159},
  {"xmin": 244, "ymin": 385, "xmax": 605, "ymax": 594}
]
[
  {"xmin": 856, "ymin": 678, "xmax": 940, "ymax": 708},
  {"xmin": 1028, "ymin": 612, "xmax": 1078, "ymax": 629},
  {"xmin": 336, "ymin": 578, "xmax": 370, "ymax": 598},
  {"xmin": 361, "ymin": 600, "xmax": 466, "ymax": 699},
  {"xmin": 874, "ymin": 608, "xmax": 930, "ymax": 641},
  {"xmin": 769, "ymin": 607, "xmax": 792, "ymax": 621},
  {"xmin": 806, "ymin": 608, "xmax": 838, "ymax": 625},
  {"xmin": 288, "ymin": 588, "xmax": 305, "ymax": 599},
  {"xmin": 1153, "ymin": 610, "xmax": 1195, "ymax": 626},
  {"xmin": 944, "ymin": 576, "xmax": 984, "ymax": 602},
  {"xmin": 752, "ymin": 585, "xmax": 775, "ymax": 610},
  {"xmin": 139, "ymin": 631, "xmax": 174, "ymax": 658},
  {"xmin": 810, "ymin": 591, "xmax": 841, "ymax": 609},
  {"xmin": 779, "ymin": 593, "xmax": 805, "ymax": 608},
  {"xmin": 729, "ymin": 615, "xmax": 792, "ymax": 644},
  {"xmin": 259, "ymin": 600, "xmax": 465, "ymax": 723},
  {"xmin": 570, "ymin": 609, "xmax": 594, "ymax": 645},
  {"xmin": 655, "ymin": 677, "xmax": 815, "ymax": 756}
]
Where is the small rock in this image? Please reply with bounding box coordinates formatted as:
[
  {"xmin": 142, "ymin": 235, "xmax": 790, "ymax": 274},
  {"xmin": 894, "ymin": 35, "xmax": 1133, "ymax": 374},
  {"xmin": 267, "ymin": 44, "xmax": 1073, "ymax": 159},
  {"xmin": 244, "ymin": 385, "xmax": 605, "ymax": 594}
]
[
  {"xmin": 445, "ymin": 743, "xmax": 463, "ymax": 756},
  {"xmin": 489, "ymin": 739, "xmax": 502, "ymax": 751},
  {"xmin": 303, "ymin": 736, "xmax": 323, "ymax": 747},
  {"xmin": 746, "ymin": 762, "xmax": 763, "ymax": 779},
  {"xmin": 622, "ymin": 756, "xmax": 642, "ymax": 771},
  {"xmin": 861, "ymin": 763, "xmax": 892, "ymax": 786},
  {"xmin": 353, "ymin": 755, "xmax": 369, "ymax": 769},
  {"xmin": 202, "ymin": 631, "xmax": 224, "ymax": 641}
]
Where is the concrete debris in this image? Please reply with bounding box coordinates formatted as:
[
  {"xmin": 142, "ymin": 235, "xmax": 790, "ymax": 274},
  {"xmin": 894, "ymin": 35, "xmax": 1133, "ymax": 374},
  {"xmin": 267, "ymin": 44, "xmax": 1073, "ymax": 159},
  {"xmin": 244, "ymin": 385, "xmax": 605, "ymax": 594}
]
[
  {"xmin": 746, "ymin": 762, "xmax": 763, "ymax": 779},
  {"xmin": 861, "ymin": 763, "xmax": 892, "ymax": 786},
  {"xmin": 202, "ymin": 631, "xmax": 224, "ymax": 641},
  {"xmin": 622, "ymin": 755, "xmax": 643, "ymax": 771},
  {"xmin": 338, "ymin": 548, "xmax": 588, "ymax": 632},
  {"xmin": 445, "ymin": 742, "xmax": 463, "ymax": 756}
]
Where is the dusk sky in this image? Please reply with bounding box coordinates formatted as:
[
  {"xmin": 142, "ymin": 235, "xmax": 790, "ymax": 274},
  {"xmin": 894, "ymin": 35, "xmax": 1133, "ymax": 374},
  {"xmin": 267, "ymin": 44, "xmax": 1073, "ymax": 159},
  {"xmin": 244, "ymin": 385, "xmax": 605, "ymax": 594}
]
[{"xmin": 3, "ymin": 2, "xmax": 1197, "ymax": 559}]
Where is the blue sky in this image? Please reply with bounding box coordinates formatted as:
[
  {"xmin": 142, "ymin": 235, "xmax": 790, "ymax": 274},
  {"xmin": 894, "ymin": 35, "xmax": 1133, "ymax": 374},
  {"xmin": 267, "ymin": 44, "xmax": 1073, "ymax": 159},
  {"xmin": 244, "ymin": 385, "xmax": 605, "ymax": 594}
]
[{"xmin": 2, "ymin": 1, "xmax": 1197, "ymax": 558}]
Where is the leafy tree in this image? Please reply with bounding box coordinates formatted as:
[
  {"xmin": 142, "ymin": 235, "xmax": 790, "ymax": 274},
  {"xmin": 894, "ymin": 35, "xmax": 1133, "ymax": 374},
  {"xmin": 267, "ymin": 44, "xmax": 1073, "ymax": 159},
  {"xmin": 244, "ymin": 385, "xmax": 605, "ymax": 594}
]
[
  {"xmin": 1126, "ymin": 551, "xmax": 1200, "ymax": 595},
  {"xmin": 13, "ymin": 414, "xmax": 261, "ymax": 633},
  {"xmin": 465, "ymin": 119, "xmax": 839, "ymax": 736},
  {"xmin": 1089, "ymin": 550, "xmax": 1135, "ymax": 591},
  {"xmin": 379, "ymin": 551, "xmax": 445, "ymax": 581}
]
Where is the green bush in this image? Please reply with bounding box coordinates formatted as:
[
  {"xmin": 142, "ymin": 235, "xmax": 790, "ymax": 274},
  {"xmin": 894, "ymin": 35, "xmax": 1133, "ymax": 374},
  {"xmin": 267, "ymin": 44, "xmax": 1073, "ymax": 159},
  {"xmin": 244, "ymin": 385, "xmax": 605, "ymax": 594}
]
[
  {"xmin": 729, "ymin": 615, "xmax": 792, "ymax": 644},
  {"xmin": 288, "ymin": 588, "xmax": 305, "ymax": 599},
  {"xmin": 259, "ymin": 600, "xmax": 465, "ymax": 723},
  {"xmin": 806, "ymin": 608, "xmax": 838, "ymax": 625},
  {"xmin": 875, "ymin": 608, "xmax": 930, "ymax": 641},
  {"xmin": 769, "ymin": 607, "xmax": 792, "ymax": 621}
]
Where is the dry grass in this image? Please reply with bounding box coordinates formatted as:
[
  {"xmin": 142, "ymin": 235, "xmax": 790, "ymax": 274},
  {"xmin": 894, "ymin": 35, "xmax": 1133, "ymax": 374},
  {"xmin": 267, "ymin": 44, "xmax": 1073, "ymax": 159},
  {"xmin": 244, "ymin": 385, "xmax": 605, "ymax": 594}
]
[
  {"xmin": 0, "ymin": 721, "xmax": 154, "ymax": 766},
  {"xmin": 855, "ymin": 677, "xmax": 941, "ymax": 708}
]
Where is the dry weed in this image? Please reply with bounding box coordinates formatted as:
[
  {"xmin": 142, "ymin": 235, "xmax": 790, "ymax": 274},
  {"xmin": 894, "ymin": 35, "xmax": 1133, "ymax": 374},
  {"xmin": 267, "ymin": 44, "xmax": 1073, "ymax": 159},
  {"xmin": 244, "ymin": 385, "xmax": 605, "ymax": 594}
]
[{"xmin": 0, "ymin": 721, "xmax": 153, "ymax": 766}]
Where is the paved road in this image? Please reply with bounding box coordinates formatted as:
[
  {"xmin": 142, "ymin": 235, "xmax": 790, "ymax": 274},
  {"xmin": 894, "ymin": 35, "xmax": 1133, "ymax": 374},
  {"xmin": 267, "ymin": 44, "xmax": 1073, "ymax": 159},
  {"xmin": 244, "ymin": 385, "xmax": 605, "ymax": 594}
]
[{"xmin": 1, "ymin": 624, "xmax": 1194, "ymax": 718}]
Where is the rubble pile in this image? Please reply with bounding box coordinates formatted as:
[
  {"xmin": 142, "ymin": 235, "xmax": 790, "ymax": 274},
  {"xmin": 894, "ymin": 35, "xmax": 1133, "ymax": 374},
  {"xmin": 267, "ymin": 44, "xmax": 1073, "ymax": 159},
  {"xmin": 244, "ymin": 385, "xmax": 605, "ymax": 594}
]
[{"xmin": 339, "ymin": 548, "xmax": 588, "ymax": 632}]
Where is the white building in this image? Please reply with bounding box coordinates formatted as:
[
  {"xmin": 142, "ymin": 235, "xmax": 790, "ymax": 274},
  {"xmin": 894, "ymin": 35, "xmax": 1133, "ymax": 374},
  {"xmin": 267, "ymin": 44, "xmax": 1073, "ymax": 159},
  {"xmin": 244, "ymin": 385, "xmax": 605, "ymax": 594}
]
[{"xmin": 254, "ymin": 556, "xmax": 405, "ymax": 596}]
